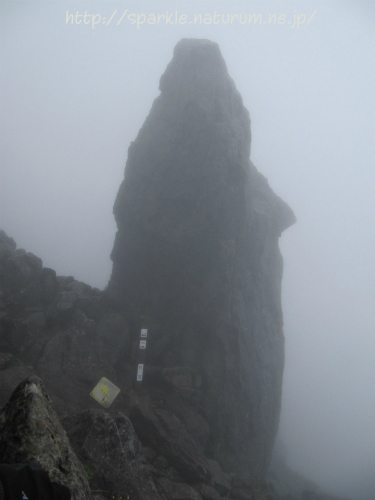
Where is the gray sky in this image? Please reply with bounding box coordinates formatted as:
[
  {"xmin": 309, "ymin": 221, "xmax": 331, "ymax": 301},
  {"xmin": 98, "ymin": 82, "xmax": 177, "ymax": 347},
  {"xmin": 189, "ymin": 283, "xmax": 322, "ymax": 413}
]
[{"xmin": 1, "ymin": 2, "xmax": 375, "ymax": 499}]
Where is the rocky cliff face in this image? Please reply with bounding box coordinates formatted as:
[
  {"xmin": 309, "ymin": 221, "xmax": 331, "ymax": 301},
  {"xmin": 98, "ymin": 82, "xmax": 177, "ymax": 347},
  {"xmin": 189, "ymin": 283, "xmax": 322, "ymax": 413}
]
[
  {"xmin": 0, "ymin": 39, "xmax": 352, "ymax": 500},
  {"xmin": 0, "ymin": 229, "xmax": 281, "ymax": 499},
  {"xmin": 109, "ymin": 39, "xmax": 296, "ymax": 479}
]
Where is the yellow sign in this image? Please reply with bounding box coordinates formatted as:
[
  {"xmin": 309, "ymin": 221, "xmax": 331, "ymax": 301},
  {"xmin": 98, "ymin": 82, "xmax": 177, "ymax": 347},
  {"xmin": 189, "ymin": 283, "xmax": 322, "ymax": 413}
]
[{"xmin": 90, "ymin": 377, "xmax": 120, "ymax": 408}]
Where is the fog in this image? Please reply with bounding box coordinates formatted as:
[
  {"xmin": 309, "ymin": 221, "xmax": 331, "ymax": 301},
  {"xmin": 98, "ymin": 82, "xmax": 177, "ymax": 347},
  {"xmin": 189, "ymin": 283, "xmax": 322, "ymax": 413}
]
[{"xmin": 1, "ymin": 1, "xmax": 375, "ymax": 499}]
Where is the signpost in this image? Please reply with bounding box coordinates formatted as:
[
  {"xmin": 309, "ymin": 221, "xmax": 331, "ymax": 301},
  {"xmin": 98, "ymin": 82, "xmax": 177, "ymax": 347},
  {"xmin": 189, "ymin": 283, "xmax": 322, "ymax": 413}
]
[
  {"xmin": 90, "ymin": 317, "xmax": 150, "ymax": 402},
  {"xmin": 135, "ymin": 318, "xmax": 149, "ymax": 390},
  {"xmin": 90, "ymin": 377, "xmax": 120, "ymax": 408}
]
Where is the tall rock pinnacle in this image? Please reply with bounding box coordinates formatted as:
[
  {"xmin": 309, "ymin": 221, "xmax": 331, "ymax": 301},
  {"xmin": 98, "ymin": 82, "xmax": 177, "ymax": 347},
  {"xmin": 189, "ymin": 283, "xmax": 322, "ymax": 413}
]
[{"xmin": 109, "ymin": 39, "xmax": 295, "ymax": 479}]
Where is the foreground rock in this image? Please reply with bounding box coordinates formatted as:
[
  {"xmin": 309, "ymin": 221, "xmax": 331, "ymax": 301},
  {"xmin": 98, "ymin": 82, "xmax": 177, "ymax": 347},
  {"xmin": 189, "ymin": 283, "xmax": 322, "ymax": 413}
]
[
  {"xmin": 0, "ymin": 376, "xmax": 92, "ymax": 500},
  {"xmin": 62, "ymin": 409, "xmax": 161, "ymax": 500},
  {"xmin": 109, "ymin": 38, "xmax": 295, "ymax": 480}
]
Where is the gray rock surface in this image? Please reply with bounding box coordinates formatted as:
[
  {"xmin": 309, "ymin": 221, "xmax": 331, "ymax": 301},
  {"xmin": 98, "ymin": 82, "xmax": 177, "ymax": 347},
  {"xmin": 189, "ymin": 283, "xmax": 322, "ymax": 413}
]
[
  {"xmin": 129, "ymin": 396, "xmax": 212, "ymax": 483},
  {"xmin": 205, "ymin": 460, "xmax": 231, "ymax": 496},
  {"xmin": 0, "ymin": 359, "xmax": 36, "ymax": 408},
  {"xmin": 0, "ymin": 375, "xmax": 92, "ymax": 500},
  {"xmin": 193, "ymin": 482, "xmax": 221, "ymax": 500},
  {"xmin": 0, "ymin": 229, "xmax": 131, "ymax": 414},
  {"xmin": 0, "ymin": 39, "xmax": 349, "ymax": 500},
  {"xmin": 62, "ymin": 409, "xmax": 161, "ymax": 500},
  {"xmin": 36, "ymin": 326, "xmax": 121, "ymax": 409},
  {"xmin": 0, "ymin": 230, "xmax": 16, "ymax": 261},
  {"xmin": 157, "ymin": 477, "xmax": 203, "ymax": 500},
  {"xmin": 108, "ymin": 38, "xmax": 295, "ymax": 479}
]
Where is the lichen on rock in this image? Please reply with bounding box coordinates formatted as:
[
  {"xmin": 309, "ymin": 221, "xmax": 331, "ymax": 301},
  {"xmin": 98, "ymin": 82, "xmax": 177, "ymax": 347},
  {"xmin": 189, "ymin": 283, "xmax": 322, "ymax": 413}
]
[{"xmin": 0, "ymin": 375, "xmax": 92, "ymax": 500}]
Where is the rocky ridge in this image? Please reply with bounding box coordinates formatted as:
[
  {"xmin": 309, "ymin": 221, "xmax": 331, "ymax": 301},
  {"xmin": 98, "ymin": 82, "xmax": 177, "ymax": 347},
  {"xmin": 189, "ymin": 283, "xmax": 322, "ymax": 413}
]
[
  {"xmin": 0, "ymin": 39, "xmax": 349, "ymax": 500},
  {"xmin": 0, "ymin": 228, "xmax": 277, "ymax": 499}
]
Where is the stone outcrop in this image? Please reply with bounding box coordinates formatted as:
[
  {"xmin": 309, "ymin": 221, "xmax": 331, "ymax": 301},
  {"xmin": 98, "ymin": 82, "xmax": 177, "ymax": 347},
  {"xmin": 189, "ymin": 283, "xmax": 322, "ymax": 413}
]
[
  {"xmin": 0, "ymin": 38, "xmax": 347, "ymax": 500},
  {"xmin": 62, "ymin": 409, "xmax": 161, "ymax": 500},
  {"xmin": 108, "ymin": 38, "xmax": 296, "ymax": 479},
  {"xmin": 0, "ymin": 376, "xmax": 92, "ymax": 500},
  {"xmin": 0, "ymin": 352, "xmax": 35, "ymax": 408},
  {"xmin": 0, "ymin": 229, "xmax": 132, "ymax": 415},
  {"xmin": 129, "ymin": 396, "xmax": 212, "ymax": 483},
  {"xmin": 1, "ymin": 228, "xmax": 278, "ymax": 497}
]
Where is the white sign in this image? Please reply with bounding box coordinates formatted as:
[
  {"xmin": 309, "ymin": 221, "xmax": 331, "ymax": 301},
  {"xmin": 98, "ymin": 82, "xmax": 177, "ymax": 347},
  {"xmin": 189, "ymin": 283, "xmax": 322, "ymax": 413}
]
[
  {"xmin": 137, "ymin": 364, "xmax": 144, "ymax": 381},
  {"xmin": 141, "ymin": 328, "xmax": 148, "ymax": 338},
  {"xmin": 139, "ymin": 340, "xmax": 147, "ymax": 349}
]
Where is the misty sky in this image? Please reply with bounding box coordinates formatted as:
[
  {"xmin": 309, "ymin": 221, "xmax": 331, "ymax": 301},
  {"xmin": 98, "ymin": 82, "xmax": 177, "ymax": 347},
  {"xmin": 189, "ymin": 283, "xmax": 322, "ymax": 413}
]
[{"xmin": 1, "ymin": 1, "xmax": 375, "ymax": 499}]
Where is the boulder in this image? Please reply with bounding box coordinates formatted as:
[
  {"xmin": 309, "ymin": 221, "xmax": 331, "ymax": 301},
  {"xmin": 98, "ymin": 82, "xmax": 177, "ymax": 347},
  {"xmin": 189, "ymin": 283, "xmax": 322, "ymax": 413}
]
[
  {"xmin": 62, "ymin": 409, "xmax": 161, "ymax": 500},
  {"xmin": 0, "ymin": 375, "xmax": 92, "ymax": 500}
]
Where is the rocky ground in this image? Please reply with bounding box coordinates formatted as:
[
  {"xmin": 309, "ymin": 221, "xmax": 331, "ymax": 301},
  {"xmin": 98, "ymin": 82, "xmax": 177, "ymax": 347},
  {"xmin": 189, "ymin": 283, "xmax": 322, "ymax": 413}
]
[{"xmin": 0, "ymin": 230, "xmax": 349, "ymax": 500}]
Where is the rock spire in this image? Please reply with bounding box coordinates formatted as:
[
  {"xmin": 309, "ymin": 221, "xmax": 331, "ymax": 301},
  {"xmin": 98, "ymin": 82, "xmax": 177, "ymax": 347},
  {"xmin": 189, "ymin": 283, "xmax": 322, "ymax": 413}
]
[{"xmin": 109, "ymin": 38, "xmax": 295, "ymax": 479}]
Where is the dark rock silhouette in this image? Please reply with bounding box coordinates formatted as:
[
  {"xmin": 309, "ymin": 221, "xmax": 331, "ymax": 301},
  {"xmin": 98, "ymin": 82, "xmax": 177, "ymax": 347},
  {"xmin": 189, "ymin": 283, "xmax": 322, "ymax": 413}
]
[{"xmin": 109, "ymin": 38, "xmax": 295, "ymax": 479}]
